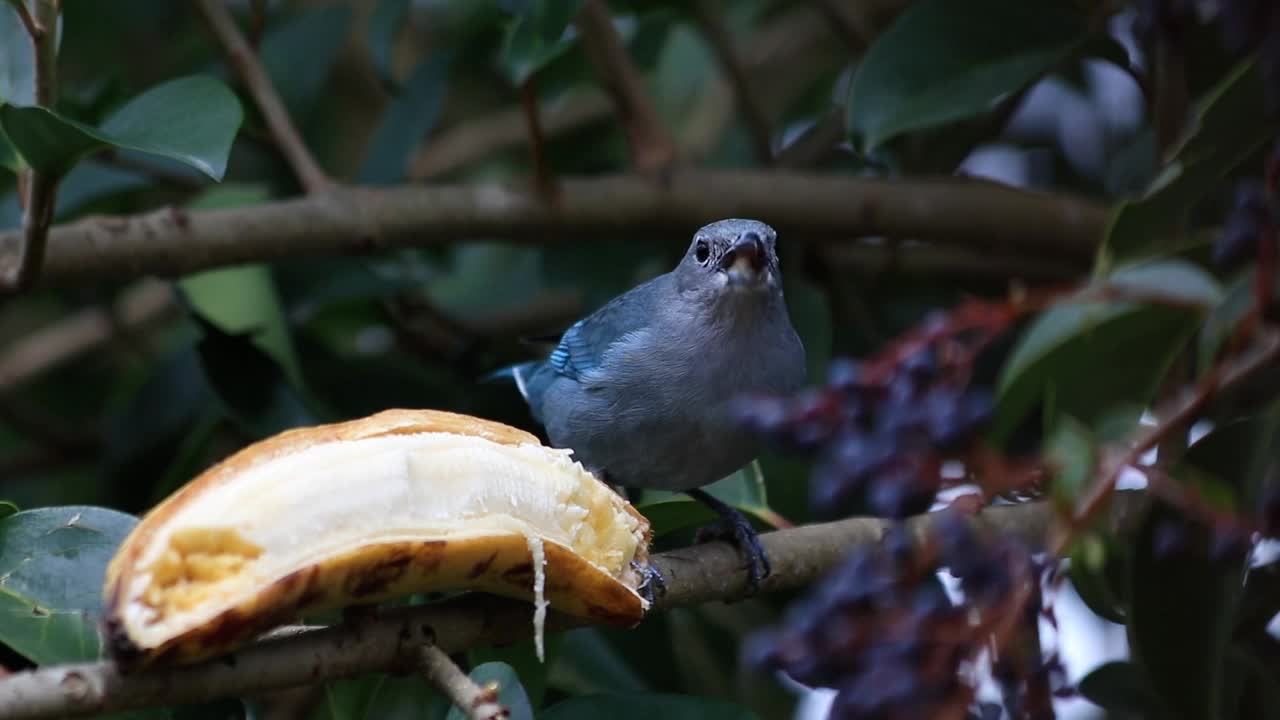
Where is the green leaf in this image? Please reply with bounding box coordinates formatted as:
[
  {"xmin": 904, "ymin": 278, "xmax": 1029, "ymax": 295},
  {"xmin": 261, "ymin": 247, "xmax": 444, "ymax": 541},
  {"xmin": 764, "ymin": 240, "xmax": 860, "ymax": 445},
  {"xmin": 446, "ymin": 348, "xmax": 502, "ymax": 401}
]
[
  {"xmin": 0, "ymin": 500, "xmax": 17, "ymax": 520},
  {"xmin": 1078, "ymin": 661, "xmax": 1159, "ymax": 717},
  {"xmin": 499, "ymin": 0, "xmax": 584, "ymax": 86},
  {"xmin": 540, "ymin": 693, "xmax": 755, "ymax": 720},
  {"xmin": 472, "ymin": 637, "xmax": 561, "ymax": 707},
  {"xmin": 846, "ymin": 0, "xmax": 1091, "ymax": 152},
  {"xmin": 0, "ymin": 75, "xmax": 242, "ymax": 179},
  {"xmin": 1197, "ymin": 270, "xmax": 1253, "ymax": 375},
  {"xmin": 446, "ymin": 663, "xmax": 532, "ymax": 720},
  {"xmin": 368, "ymin": 0, "xmax": 412, "ymax": 92},
  {"xmin": 1127, "ymin": 499, "xmax": 1246, "ymax": 720},
  {"xmin": 0, "ymin": 506, "xmax": 137, "ymax": 664},
  {"xmin": 1045, "ymin": 415, "xmax": 1095, "ymax": 504},
  {"xmin": 1103, "ymin": 57, "xmax": 1280, "ymax": 263},
  {"xmin": 259, "ymin": 6, "xmax": 353, "ymax": 117},
  {"xmin": 359, "ymin": 51, "xmax": 452, "ymax": 185},
  {"xmin": 992, "ymin": 260, "xmax": 1221, "ymax": 442},
  {"xmin": 1069, "ymin": 534, "xmax": 1127, "ymax": 624},
  {"xmin": 637, "ymin": 462, "xmax": 784, "ymax": 537},
  {"xmin": 0, "ymin": 123, "xmax": 18, "ymax": 172},
  {"xmin": 548, "ymin": 628, "xmax": 649, "ymax": 695}
]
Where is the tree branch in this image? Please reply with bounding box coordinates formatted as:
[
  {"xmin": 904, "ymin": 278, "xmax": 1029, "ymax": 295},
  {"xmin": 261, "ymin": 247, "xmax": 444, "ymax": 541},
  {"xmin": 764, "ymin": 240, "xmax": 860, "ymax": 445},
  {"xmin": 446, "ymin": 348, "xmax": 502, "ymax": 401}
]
[
  {"xmin": 0, "ymin": 494, "xmax": 1146, "ymax": 720},
  {"xmin": 0, "ymin": 171, "xmax": 1105, "ymax": 288},
  {"xmin": 0, "ymin": 281, "xmax": 175, "ymax": 392},
  {"xmin": 193, "ymin": 0, "xmax": 331, "ymax": 194},
  {"xmin": 575, "ymin": 0, "xmax": 676, "ymax": 174},
  {"xmin": 7, "ymin": 0, "xmax": 61, "ymax": 293},
  {"xmin": 416, "ymin": 644, "xmax": 507, "ymax": 720}
]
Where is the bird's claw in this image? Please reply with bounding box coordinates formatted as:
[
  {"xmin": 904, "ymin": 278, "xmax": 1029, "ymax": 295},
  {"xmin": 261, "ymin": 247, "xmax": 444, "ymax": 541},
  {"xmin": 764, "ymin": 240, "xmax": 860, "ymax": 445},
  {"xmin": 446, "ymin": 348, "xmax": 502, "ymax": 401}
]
[
  {"xmin": 632, "ymin": 560, "xmax": 667, "ymax": 606},
  {"xmin": 693, "ymin": 510, "xmax": 771, "ymax": 596}
]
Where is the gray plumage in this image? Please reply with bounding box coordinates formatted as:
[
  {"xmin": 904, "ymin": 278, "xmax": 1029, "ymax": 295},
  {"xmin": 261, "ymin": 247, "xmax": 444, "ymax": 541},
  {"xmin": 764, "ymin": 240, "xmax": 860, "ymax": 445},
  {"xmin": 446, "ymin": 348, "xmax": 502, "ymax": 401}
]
[{"xmin": 506, "ymin": 218, "xmax": 807, "ymax": 492}]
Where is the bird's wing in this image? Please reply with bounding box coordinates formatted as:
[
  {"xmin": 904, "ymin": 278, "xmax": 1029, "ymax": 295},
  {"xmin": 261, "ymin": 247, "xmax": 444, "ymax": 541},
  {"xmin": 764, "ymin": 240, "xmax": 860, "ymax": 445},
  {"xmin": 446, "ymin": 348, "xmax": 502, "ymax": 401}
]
[{"xmin": 546, "ymin": 275, "xmax": 667, "ymax": 381}]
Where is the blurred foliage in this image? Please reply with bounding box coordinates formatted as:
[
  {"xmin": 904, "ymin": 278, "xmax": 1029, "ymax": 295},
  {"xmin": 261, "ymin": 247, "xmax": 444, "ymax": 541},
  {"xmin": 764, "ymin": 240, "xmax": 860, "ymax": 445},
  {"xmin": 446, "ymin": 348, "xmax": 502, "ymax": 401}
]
[{"xmin": 0, "ymin": 0, "xmax": 1277, "ymax": 719}]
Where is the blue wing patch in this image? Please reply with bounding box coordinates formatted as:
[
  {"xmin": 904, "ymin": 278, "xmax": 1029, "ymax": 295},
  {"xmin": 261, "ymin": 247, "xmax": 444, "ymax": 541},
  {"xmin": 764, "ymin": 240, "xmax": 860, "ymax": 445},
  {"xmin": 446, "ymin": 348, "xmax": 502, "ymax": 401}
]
[{"xmin": 547, "ymin": 319, "xmax": 595, "ymax": 380}]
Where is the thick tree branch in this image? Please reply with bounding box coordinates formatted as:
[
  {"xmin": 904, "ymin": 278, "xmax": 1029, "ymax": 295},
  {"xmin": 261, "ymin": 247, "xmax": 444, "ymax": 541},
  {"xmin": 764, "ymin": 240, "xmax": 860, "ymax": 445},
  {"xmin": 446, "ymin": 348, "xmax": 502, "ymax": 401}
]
[
  {"xmin": 0, "ymin": 171, "xmax": 1105, "ymax": 288},
  {"xmin": 193, "ymin": 0, "xmax": 331, "ymax": 193},
  {"xmin": 575, "ymin": 0, "xmax": 676, "ymax": 174},
  {"xmin": 6, "ymin": 0, "xmax": 61, "ymax": 292},
  {"xmin": 0, "ymin": 495, "xmax": 1145, "ymax": 720}
]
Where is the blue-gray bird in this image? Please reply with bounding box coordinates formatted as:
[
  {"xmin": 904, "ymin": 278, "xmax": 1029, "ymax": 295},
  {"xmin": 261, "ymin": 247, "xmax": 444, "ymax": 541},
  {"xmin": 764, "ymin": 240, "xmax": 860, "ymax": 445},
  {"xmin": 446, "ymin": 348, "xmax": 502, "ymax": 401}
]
[{"xmin": 494, "ymin": 218, "xmax": 806, "ymax": 592}]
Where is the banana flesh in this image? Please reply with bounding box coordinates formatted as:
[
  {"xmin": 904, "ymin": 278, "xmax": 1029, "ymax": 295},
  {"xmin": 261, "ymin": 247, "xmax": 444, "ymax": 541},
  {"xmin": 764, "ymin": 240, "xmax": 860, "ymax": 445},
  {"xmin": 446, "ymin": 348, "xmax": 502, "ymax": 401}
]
[{"xmin": 102, "ymin": 409, "xmax": 652, "ymax": 669}]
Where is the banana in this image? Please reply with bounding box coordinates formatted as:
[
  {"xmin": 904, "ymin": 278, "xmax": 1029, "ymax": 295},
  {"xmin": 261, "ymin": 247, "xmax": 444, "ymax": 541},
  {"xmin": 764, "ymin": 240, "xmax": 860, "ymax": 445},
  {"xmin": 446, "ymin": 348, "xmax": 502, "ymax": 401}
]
[{"xmin": 102, "ymin": 409, "xmax": 652, "ymax": 669}]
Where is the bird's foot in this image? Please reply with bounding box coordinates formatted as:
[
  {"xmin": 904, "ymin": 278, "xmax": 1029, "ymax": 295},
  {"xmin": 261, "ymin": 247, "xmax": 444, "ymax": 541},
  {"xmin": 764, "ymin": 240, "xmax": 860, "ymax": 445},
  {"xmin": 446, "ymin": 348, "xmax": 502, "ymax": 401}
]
[
  {"xmin": 632, "ymin": 560, "xmax": 667, "ymax": 606},
  {"xmin": 687, "ymin": 489, "xmax": 771, "ymax": 596}
]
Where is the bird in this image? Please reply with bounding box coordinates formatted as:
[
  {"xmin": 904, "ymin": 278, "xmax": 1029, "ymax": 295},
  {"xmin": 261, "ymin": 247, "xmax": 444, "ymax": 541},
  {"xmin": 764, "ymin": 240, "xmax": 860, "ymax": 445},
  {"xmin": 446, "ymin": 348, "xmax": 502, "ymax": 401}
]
[{"xmin": 492, "ymin": 218, "xmax": 807, "ymax": 595}]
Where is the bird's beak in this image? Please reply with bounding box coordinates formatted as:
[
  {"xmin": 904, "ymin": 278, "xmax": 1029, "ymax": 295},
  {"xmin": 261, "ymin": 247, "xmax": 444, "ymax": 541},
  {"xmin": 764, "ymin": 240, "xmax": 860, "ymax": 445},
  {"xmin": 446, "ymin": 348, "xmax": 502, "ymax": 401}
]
[{"xmin": 721, "ymin": 232, "xmax": 767, "ymax": 286}]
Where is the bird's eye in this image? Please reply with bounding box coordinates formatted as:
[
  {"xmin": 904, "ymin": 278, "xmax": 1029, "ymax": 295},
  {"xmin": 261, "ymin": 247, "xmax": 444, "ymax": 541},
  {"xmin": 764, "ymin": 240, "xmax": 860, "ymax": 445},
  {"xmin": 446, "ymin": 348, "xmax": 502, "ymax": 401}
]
[{"xmin": 695, "ymin": 240, "xmax": 710, "ymax": 264}]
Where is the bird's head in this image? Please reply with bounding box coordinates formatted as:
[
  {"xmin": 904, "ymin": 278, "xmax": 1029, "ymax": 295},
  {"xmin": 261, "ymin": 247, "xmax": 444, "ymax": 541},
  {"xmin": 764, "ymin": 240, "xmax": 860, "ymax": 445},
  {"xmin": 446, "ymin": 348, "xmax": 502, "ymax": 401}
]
[{"xmin": 676, "ymin": 218, "xmax": 781, "ymax": 298}]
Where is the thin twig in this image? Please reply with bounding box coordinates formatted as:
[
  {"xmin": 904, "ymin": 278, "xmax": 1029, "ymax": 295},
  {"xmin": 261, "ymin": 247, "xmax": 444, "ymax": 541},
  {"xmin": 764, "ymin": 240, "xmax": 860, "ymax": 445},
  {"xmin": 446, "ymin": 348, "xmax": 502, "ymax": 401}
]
[
  {"xmin": 193, "ymin": 0, "xmax": 331, "ymax": 194},
  {"xmin": 692, "ymin": 0, "xmax": 773, "ymax": 163},
  {"xmin": 518, "ymin": 77, "xmax": 558, "ymax": 201},
  {"xmin": 0, "ymin": 496, "xmax": 1145, "ymax": 720},
  {"xmin": 416, "ymin": 645, "xmax": 508, "ymax": 720},
  {"xmin": 0, "ymin": 281, "xmax": 176, "ymax": 393},
  {"xmin": 574, "ymin": 0, "xmax": 676, "ymax": 174},
  {"xmin": 1049, "ymin": 327, "xmax": 1280, "ymax": 555},
  {"xmin": 7, "ymin": 0, "xmax": 61, "ymax": 292}
]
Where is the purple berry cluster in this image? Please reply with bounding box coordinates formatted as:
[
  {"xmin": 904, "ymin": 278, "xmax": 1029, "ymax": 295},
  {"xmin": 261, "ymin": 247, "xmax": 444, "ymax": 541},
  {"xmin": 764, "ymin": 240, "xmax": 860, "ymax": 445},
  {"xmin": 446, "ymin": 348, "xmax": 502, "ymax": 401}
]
[
  {"xmin": 747, "ymin": 514, "xmax": 1051, "ymax": 720},
  {"xmin": 735, "ymin": 345, "xmax": 994, "ymax": 520}
]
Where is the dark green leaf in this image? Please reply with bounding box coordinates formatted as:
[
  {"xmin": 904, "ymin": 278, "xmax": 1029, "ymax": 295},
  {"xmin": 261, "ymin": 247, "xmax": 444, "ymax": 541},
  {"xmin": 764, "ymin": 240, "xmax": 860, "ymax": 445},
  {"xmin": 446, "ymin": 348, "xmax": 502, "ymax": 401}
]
[
  {"xmin": 1223, "ymin": 647, "xmax": 1280, "ymax": 720},
  {"xmin": 638, "ymin": 462, "xmax": 783, "ymax": 537},
  {"xmin": 53, "ymin": 158, "xmax": 152, "ymax": 219},
  {"xmin": 446, "ymin": 663, "xmax": 532, "ymax": 720},
  {"xmin": 548, "ymin": 628, "xmax": 648, "ymax": 695},
  {"xmin": 846, "ymin": 0, "xmax": 1090, "ymax": 152},
  {"xmin": 1103, "ymin": 58, "xmax": 1280, "ymax": 263},
  {"xmin": 1045, "ymin": 415, "xmax": 1094, "ymax": 504},
  {"xmin": 1068, "ymin": 534, "xmax": 1127, "ymax": 624},
  {"xmin": 368, "ymin": 0, "xmax": 412, "ymax": 92},
  {"xmin": 540, "ymin": 693, "xmax": 755, "ymax": 720},
  {"xmin": 359, "ymin": 51, "xmax": 452, "ymax": 185},
  {"xmin": 0, "ymin": 75, "xmax": 242, "ymax": 179},
  {"xmin": 311, "ymin": 672, "xmax": 447, "ymax": 720},
  {"xmin": 259, "ymin": 6, "xmax": 353, "ymax": 116},
  {"xmin": 992, "ymin": 260, "xmax": 1220, "ymax": 442},
  {"xmin": 0, "ymin": 506, "xmax": 137, "ymax": 663},
  {"xmin": 0, "ymin": 123, "xmax": 18, "ymax": 172},
  {"xmin": 1077, "ymin": 661, "xmax": 1158, "ymax": 717},
  {"xmin": 0, "ymin": 501, "xmax": 15, "ymax": 520},
  {"xmin": 499, "ymin": 0, "xmax": 584, "ymax": 86},
  {"xmin": 1197, "ymin": 270, "xmax": 1252, "ymax": 375}
]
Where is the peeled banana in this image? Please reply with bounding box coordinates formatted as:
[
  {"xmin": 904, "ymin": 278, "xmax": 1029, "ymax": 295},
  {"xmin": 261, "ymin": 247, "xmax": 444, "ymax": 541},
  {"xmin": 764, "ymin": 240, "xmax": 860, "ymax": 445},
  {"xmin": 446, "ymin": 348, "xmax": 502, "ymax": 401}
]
[{"xmin": 102, "ymin": 409, "xmax": 652, "ymax": 669}]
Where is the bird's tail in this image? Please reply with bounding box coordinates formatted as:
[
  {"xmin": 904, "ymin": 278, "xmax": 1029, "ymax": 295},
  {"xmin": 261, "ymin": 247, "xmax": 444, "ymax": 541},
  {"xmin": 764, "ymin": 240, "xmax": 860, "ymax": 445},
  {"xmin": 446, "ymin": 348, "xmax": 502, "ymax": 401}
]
[{"xmin": 480, "ymin": 361, "xmax": 540, "ymax": 403}]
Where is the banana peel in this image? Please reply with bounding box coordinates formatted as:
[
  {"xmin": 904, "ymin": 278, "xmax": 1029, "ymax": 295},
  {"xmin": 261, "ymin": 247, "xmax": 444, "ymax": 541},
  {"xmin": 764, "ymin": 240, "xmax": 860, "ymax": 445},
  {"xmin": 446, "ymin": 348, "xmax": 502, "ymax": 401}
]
[{"xmin": 102, "ymin": 409, "xmax": 652, "ymax": 669}]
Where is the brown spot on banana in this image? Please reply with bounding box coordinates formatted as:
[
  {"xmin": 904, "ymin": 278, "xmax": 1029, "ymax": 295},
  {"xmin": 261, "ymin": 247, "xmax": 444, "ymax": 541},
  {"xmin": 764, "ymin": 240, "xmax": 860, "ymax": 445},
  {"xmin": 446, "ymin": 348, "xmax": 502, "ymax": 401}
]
[{"xmin": 102, "ymin": 409, "xmax": 653, "ymax": 670}]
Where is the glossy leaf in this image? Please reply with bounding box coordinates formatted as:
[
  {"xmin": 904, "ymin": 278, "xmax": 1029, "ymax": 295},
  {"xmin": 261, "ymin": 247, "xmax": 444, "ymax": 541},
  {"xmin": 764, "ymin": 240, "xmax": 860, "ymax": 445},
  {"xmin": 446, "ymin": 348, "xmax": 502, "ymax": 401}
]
[
  {"xmin": 499, "ymin": 0, "xmax": 584, "ymax": 86},
  {"xmin": 368, "ymin": 0, "xmax": 412, "ymax": 92},
  {"xmin": 0, "ymin": 123, "xmax": 18, "ymax": 171},
  {"xmin": 472, "ymin": 637, "xmax": 561, "ymax": 707},
  {"xmin": 359, "ymin": 51, "xmax": 452, "ymax": 185},
  {"xmin": 445, "ymin": 663, "xmax": 532, "ymax": 720},
  {"xmin": 1103, "ymin": 58, "xmax": 1280, "ymax": 263},
  {"xmin": 259, "ymin": 6, "xmax": 352, "ymax": 116},
  {"xmin": 1068, "ymin": 534, "xmax": 1128, "ymax": 625},
  {"xmin": 638, "ymin": 461, "xmax": 783, "ymax": 537},
  {"xmin": 1045, "ymin": 415, "xmax": 1094, "ymax": 504},
  {"xmin": 540, "ymin": 693, "xmax": 755, "ymax": 720},
  {"xmin": 1077, "ymin": 661, "xmax": 1159, "ymax": 717},
  {"xmin": 992, "ymin": 260, "xmax": 1221, "ymax": 442},
  {"xmin": 0, "ymin": 506, "xmax": 137, "ymax": 664},
  {"xmin": 0, "ymin": 75, "xmax": 242, "ymax": 179},
  {"xmin": 846, "ymin": 0, "xmax": 1091, "ymax": 152},
  {"xmin": 548, "ymin": 628, "xmax": 649, "ymax": 695}
]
